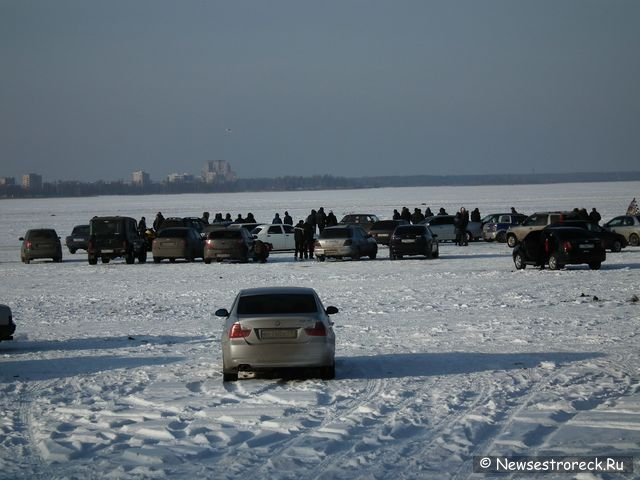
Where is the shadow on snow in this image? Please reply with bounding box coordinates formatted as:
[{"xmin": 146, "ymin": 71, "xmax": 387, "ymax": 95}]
[{"xmin": 338, "ymin": 351, "xmax": 604, "ymax": 380}]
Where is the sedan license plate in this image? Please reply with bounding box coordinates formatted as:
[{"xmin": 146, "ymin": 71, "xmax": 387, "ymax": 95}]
[
  {"xmin": 73, "ymin": 238, "xmax": 84, "ymax": 242},
  {"xmin": 401, "ymin": 239, "xmax": 415, "ymax": 243},
  {"xmin": 101, "ymin": 249, "xmax": 114, "ymax": 253},
  {"xmin": 580, "ymin": 243, "xmax": 594, "ymax": 249},
  {"xmin": 260, "ymin": 329, "xmax": 297, "ymax": 339}
]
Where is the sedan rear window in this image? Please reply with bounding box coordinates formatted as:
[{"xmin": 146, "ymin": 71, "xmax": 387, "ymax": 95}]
[
  {"xmin": 209, "ymin": 230, "xmax": 242, "ymax": 239},
  {"xmin": 395, "ymin": 226, "xmax": 426, "ymax": 235},
  {"xmin": 320, "ymin": 228, "xmax": 350, "ymax": 239},
  {"xmin": 28, "ymin": 230, "xmax": 57, "ymax": 239},
  {"xmin": 237, "ymin": 294, "xmax": 318, "ymax": 315},
  {"xmin": 157, "ymin": 228, "xmax": 189, "ymax": 238}
]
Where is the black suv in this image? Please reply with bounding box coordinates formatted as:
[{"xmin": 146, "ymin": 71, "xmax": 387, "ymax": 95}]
[
  {"xmin": 88, "ymin": 216, "xmax": 147, "ymax": 265},
  {"xmin": 512, "ymin": 227, "xmax": 605, "ymax": 270}
]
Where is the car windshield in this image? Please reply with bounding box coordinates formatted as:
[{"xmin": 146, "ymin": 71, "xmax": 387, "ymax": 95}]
[
  {"xmin": 395, "ymin": 226, "xmax": 425, "ymax": 235},
  {"xmin": 209, "ymin": 230, "xmax": 242, "ymax": 239},
  {"xmin": 371, "ymin": 221, "xmax": 399, "ymax": 229},
  {"xmin": 237, "ymin": 294, "xmax": 318, "ymax": 315},
  {"xmin": 320, "ymin": 228, "xmax": 350, "ymax": 239},
  {"xmin": 72, "ymin": 226, "xmax": 89, "ymax": 235},
  {"xmin": 91, "ymin": 221, "xmax": 122, "ymax": 236},
  {"xmin": 158, "ymin": 228, "xmax": 189, "ymax": 238},
  {"xmin": 29, "ymin": 230, "xmax": 56, "ymax": 239}
]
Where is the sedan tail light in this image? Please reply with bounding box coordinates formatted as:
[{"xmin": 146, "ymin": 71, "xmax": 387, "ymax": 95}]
[
  {"xmin": 25, "ymin": 241, "xmax": 33, "ymax": 249},
  {"xmin": 205, "ymin": 239, "xmax": 215, "ymax": 249},
  {"xmin": 305, "ymin": 322, "xmax": 327, "ymax": 336},
  {"xmin": 563, "ymin": 241, "xmax": 573, "ymax": 253},
  {"xmin": 314, "ymin": 240, "xmax": 322, "ymax": 248},
  {"xmin": 229, "ymin": 323, "xmax": 251, "ymax": 338}
]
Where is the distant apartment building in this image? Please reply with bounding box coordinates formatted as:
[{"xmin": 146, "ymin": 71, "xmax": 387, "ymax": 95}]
[
  {"xmin": 167, "ymin": 173, "xmax": 195, "ymax": 184},
  {"xmin": 132, "ymin": 170, "xmax": 150, "ymax": 187},
  {"xmin": 202, "ymin": 160, "xmax": 236, "ymax": 184},
  {"xmin": 22, "ymin": 173, "xmax": 43, "ymax": 191},
  {"xmin": 0, "ymin": 177, "xmax": 16, "ymax": 186}
]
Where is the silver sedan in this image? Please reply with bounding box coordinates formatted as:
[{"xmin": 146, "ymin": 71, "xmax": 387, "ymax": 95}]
[{"xmin": 216, "ymin": 287, "xmax": 338, "ymax": 381}]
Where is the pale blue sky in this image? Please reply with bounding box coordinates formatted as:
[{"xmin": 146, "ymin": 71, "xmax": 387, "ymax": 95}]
[{"xmin": 1, "ymin": 0, "xmax": 639, "ymax": 182}]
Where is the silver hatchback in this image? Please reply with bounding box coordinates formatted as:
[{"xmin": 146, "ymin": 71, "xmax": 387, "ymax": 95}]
[
  {"xmin": 314, "ymin": 225, "xmax": 378, "ymax": 261},
  {"xmin": 216, "ymin": 287, "xmax": 338, "ymax": 381}
]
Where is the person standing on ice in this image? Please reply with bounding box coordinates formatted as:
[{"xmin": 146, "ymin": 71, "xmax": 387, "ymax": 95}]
[
  {"xmin": 283, "ymin": 211, "xmax": 293, "ymax": 225},
  {"xmin": 294, "ymin": 220, "xmax": 305, "ymax": 260},
  {"xmin": 272, "ymin": 213, "xmax": 283, "ymax": 224}
]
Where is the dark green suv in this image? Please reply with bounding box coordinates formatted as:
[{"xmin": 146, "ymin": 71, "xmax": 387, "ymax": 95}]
[{"xmin": 88, "ymin": 216, "xmax": 147, "ymax": 265}]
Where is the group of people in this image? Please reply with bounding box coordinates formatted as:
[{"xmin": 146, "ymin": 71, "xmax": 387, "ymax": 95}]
[{"xmin": 392, "ymin": 206, "xmax": 482, "ymax": 225}]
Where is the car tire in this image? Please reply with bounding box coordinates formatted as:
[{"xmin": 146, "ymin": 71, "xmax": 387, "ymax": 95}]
[
  {"xmin": 223, "ymin": 372, "xmax": 238, "ymax": 382},
  {"xmin": 611, "ymin": 240, "xmax": 622, "ymax": 252},
  {"xmin": 629, "ymin": 233, "xmax": 640, "ymax": 247},
  {"xmin": 369, "ymin": 251, "xmax": 377, "ymax": 260},
  {"xmin": 169, "ymin": 258, "xmax": 176, "ymax": 263},
  {"xmin": 204, "ymin": 258, "xmax": 212, "ymax": 264},
  {"xmin": 432, "ymin": 245, "xmax": 439, "ymax": 259},
  {"xmin": 507, "ymin": 234, "xmax": 518, "ymax": 248},
  {"xmin": 54, "ymin": 257, "xmax": 62, "ymax": 263},
  {"xmin": 69, "ymin": 248, "xmax": 76, "ymax": 254},
  {"xmin": 88, "ymin": 257, "xmax": 97, "ymax": 265},
  {"xmin": 352, "ymin": 249, "xmax": 361, "ymax": 261},
  {"xmin": 317, "ymin": 255, "xmax": 326, "ymax": 262},
  {"xmin": 23, "ymin": 257, "xmax": 30, "ymax": 264},
  {"xmin": 102, "ymin": 257, "xmax": 110, "ymax": 264},
  {"xmin": 514, "ymin": 252, "xmax": 526, "ymax": 270},
  {"xmin": 589, "ymin": 262, "xmax": 601, "ymax": 270},
  {"xmin": 496, "ymin": 231, "xmax": 507, "ymax": 243},
  {"xmin": 153, "ymin": 257, "xmax": 161, "ymax": 263},
  {"xmin": 548, "ymin": 254, "xmax": 562, "ymax": 270},
  {"xmin": 138, "ymin": 251, "xmax": 147, "ymax": 263},
  {"xmin": 320, "ymin": 364, "xmax": 335, "ymax": 380}
]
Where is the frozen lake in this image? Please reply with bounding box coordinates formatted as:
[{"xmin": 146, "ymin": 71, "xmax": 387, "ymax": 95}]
[{"xmin": 1, "ymin": 181, "xmax": 639, "ymax": 479}]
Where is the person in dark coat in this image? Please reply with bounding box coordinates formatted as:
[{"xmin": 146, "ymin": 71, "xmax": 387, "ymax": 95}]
[
  {"xmin": 511, "ymin": 207, "xmax": 518, "ymax": 214},
  {"xmin": 246, "ymin": 213, "xmax": 256, "ymax": 223},
  {"xmin": 401, "ymin": 207, "xmax": 412, "ymax": 223},
  {"xmin": 138, "ymin": 216, "xmax": 147, "ymax": 236},
  {"xmin": 438, "ymin": 208, "xmax": 448, "ymax": 216},
  {"xmin": 201, "ymin": 212, "xmax": 210, "ymax": 224},
  {"xmin": 153, "ymin": 212, "xmax": 164, "ymax": 231},
  {"xmin": 471, "ymin": 208, "xmax": 481, "ymax": 222},
  {"xmin": 425, "ymin": 207, "xmax": 433, "ymax": 218},
  {"xmin": 272, "ymin": 213, "xmax": 283, "ymax": 224},
  {"xmin": 234, "ymin": 214, "xmax": 244, "ymax": 223},
  {"xmin": 306, "ymin": 210, "xmax": 317, "ymax": 235},
  {"xmin": 303, "ymin": 220, "xmax": 315, "ymax": 259},
  {"xmin": 317, "ymin": 207, "xmax": 327, "ymax": 234},
  {"xmin": 459, "ymin": 207, "xmax": 469, "ymax": 246},
  {"xmin": 392, "ymin": 209, "xmax": 401, "ymax": 220},
  {"xmin": 589, "ymin": 208, "xmax": 601, "ymax": 225},
  {"xmin": 283, "ymin": 211, "xmax": 293, "ymax": 225},
  {"xmin": 326, "ymin": 211, "xmax": 338, "ymax": 227}
]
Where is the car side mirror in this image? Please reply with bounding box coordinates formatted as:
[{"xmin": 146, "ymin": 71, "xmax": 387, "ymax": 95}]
[
  {"xmin": 326, "ymin": 306, "xmax": 339, "ymax": 315},
  {"xmin": 432, "ymin": 234, "xmax": 438, "ymax": 238},
  {"xmin": 215, "ymin": 308, "xmax": 229, "ymax": 317},
  {"xmin": 19, "ymin": 237, "xmax": 24, "ymax": 241}
]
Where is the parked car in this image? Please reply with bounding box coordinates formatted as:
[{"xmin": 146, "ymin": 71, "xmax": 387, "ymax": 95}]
[
  {"xmin": 251, "ymin": 224, "xmax": 296, "ymax": 251},
  {"xmin": 20, "ymin": 229, "xmax": 63, "ymax": 263},
  {"xmin": 512, "ymin": 227, "xmax": 606, "ymax": 270},
  {"xmin": 368, "ymin": 219, "xmax": 409, "ymax": 245},
  {"xmin": 158, "ymin": 217, "xmax": 207, "ymax": 238},
  {"xmin": 338, "ymin": 214, "xmax": 381, "ymax": 231},
  {"xmin": 204, "ymin": 228, "xmax": 256, "ymax": 263},
  {"xmin": 421, "ymin": 215, "xmax": 482, "ymax": 242},
  {"xmin": 603, "ymin": 215, "xmax": 640, "ymax": 247},
  {"xmin": 389, "ymin": 224, "xmax": 439, "ymax": 260},
  {"xmin": 481, "ymin": 213, "xmax": 527, "ymax": 242},
  {"xmin": 216, "ymin": 286, "xmax": 338, "ymax": 381},
  {"xmin": 152, "ymin": 227, "xmax": 204, "ymax": 263},
  {"xmin": 548, "ymin": 221, "xmax": 627, "ymax": 252},
  {"xmin": 314, "ymin": 225, "xmax": 378, "ymax": 261},
  {"xmin": 0, "ymin": 304, "xmax": 16, "ymax": 341},
  {"xmin": 506, "ymin": 211, "xmax": 576, "ymax": 247},
  {"xmin": 65, "ymin": 224, "xmax": 90, "ymax": 254},
  {"xmin": 88, "ymin": 216, "xmax": 147, "ymax": 265}
]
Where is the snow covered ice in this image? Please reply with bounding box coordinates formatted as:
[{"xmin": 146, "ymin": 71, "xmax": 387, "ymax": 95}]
[{"xmin": 1, "ymin": 182, "xmax": 639, "ymax": 479}]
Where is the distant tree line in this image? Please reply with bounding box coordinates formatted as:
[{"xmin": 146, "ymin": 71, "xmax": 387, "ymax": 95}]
[{"xmin": 1, "ymin": 172, "xmax": 639, "ymax": 199}]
